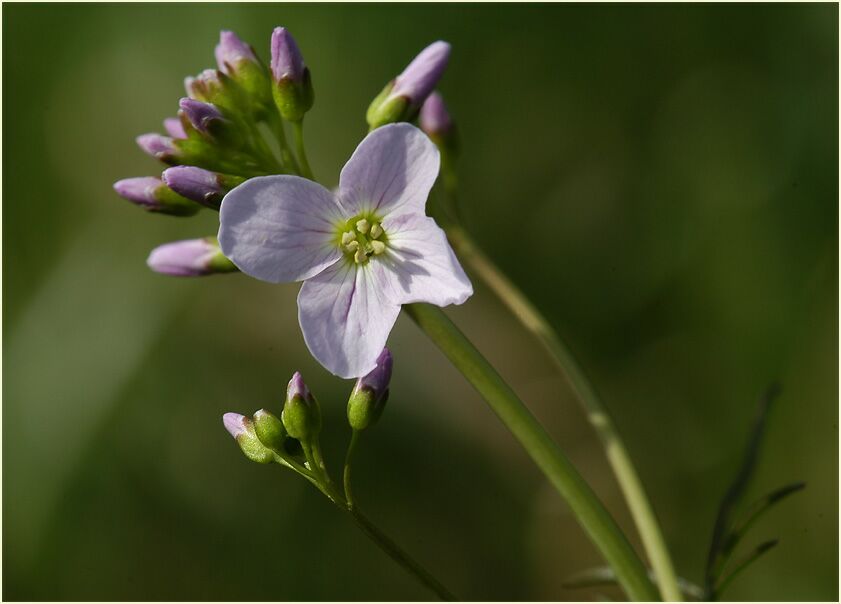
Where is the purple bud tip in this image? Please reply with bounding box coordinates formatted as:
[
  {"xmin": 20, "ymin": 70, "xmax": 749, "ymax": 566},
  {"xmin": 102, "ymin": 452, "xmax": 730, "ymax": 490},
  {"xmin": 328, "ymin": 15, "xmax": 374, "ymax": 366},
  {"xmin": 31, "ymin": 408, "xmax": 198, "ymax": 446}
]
[
  {"xmin": 163, "ymin": 166, "xmax": 222, "ymax": 205},
  {"xmin": 270, "ymin": 26, "xmax": 305, "ymax": 83},
  {"xmin": 146, "ymin": 238, "xmax": 219, "ymax": 277},
  {"xmin": 163, "ymin": 117, "xmax": 187, "ymax": 139},
  {"xmin": 287, "ymin": 371, "xmax": 311, "ymax": 402},
  {"xmin": 419, "ymin": 92, "xmax": 452, "ymax": 136},
  {"xmin": 357, "ymin": 348, "xmax": 393, "ymax": 395},
  {"xmin": 391, "ymin": 41, "xmax": 451, "ymax": 107},
  {"xmin": 223, "ymin": 412, "xmax": 249, "ymax": 439},
  {"xmin": 113, "ymin": 177, "xmax": 163, "ymax": 207},
  {"xmin": 136, "ymin": 133, "xmax": 176, "ymax": 158},
  {"xmin": 178, "ymin": 98, "xmax": 225, "ymax": 134},
  {"xmin": 215, "ymin": 30, "xmax": 258, "ymax": 73}
]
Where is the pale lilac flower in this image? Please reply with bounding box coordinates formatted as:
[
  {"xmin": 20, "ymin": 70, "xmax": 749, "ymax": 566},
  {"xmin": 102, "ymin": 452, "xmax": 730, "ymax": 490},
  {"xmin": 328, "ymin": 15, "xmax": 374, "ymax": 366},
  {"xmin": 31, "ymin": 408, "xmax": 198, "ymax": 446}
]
[
  {"xmin": 270, "ymin": 26, "xmax": 305, "ymax": 84},
  {"xmin": 419, "ymin": 92, "xmax": 452, "ymax": 137},
  {"xmin": 390, "ymin": 41, "xmax": 450, "ymax": 109},
  {"xmin": 215, "ymin": 30, "xmax": 258, "ymax": 74},
  {"xmin": 218, "ymin": 123, "xmax": 472, "ymax": 378},
  {"xmin": 147, "ymin": 237, "xmax": 235, "ymax": 277},
  {"xmin": 163, "ymin": 117, "xmax": 186, "ymax": 139}
]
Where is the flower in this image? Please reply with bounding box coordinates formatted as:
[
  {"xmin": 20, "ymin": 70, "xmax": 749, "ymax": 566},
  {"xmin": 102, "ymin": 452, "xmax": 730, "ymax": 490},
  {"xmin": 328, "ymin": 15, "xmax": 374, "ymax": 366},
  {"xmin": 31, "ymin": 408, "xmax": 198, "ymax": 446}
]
[{"xmin": 218, "ymin": 123, "xmax": 472, "ymax": 378}]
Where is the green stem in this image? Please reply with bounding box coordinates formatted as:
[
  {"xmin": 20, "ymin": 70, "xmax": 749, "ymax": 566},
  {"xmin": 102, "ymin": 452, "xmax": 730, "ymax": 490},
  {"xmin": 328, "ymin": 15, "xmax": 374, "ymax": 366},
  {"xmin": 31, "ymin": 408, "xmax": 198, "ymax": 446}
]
[
  {"xmin": 348, "ymin": 507, "xmax": 457, "ymax": 601},
  {"xmin": 444, "ymin": 225, "xmax": 682, "ymax": 602},
  {"xmin": 343, "ymin": 430, "xmax": 361, "ymax": 509},
  {"xmin": 405, "ymin": 303, "xmax": 658, "ymax": 601},
  {"xmin": 291, "ymin": 120, "xmax": 315, "ymax": 180},
  {"xmin": 270, "ymin": 113, "xmax": 300, "ymax": 174}
]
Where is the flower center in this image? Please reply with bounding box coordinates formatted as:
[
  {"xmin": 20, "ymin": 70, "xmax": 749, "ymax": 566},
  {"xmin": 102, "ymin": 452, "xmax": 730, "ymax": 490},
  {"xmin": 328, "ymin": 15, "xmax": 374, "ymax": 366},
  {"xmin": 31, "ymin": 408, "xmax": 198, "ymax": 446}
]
[{"xmin": 337, "ymin": 214, "xmax": 388, "ymax": 265}]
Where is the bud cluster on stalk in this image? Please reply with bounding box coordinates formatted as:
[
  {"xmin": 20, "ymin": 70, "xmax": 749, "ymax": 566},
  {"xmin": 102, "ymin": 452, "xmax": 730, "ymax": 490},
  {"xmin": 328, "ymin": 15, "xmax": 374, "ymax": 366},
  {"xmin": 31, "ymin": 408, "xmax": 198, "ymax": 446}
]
[
  {"xmin": 116, "ymin": 25, "xmax": 458, "ymax": 279},
  {"xmin": 113, "ymin": 27, "xmax": 316, "ymax": 278},
  {"xmin": 222, "ymin": 349, "xmax": 394, "ymax": 497}
]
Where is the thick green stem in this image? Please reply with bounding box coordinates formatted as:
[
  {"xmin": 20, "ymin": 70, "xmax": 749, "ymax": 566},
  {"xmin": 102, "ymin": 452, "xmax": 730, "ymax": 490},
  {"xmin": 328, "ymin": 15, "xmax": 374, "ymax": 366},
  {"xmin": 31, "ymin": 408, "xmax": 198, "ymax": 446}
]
[
  {"xmin": 444, "ymin": 225, "xmax": 682, "ymax": 601},
  {"xmin": 405, "ymin": 303, "xmax": 658, "ymax": 601}
]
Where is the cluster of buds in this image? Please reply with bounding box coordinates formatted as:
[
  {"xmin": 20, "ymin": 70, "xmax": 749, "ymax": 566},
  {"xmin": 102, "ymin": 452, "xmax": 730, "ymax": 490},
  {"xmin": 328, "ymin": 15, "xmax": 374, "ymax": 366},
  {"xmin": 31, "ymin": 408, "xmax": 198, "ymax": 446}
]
[
  {"xmin": 113, "ymin": 27, "xmax": 315, "ymax": 277},
  {"xmin": 115, "ymin": 26, "xmax": 458, "ymax": 278},
  {"xmin": 223, "ymin": 349, "xmax": 393, "ymax": 476}
]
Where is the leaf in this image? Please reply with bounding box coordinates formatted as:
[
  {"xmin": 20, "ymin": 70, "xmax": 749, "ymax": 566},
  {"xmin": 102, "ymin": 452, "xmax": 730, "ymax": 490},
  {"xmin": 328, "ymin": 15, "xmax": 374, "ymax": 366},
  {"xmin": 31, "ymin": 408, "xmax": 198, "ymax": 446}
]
[
  {"xmin": 715, "ymin": 539, "xmax": 779, "ymax": 598},
  {"xmin": 703, "ymin": 383, "xmax": 781, "ymax": 598}
]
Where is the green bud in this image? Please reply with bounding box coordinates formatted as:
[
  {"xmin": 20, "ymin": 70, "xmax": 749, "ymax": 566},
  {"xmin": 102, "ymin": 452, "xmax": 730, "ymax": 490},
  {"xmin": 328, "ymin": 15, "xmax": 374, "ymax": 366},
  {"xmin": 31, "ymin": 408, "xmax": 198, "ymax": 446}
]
[
  {"xmin": 253, "ymin": 409, "xmax": 287, "ymax": 451},
  {"xmin": 347, "ymin": 348, "xmax": 392, "ymax": 431},
  {"xmin": 272, "ymin": 72, "xmax": 314, "ymax": 123},
  {"xmin": 281, "ymin": 372, "xmax": 321, "ymax": 441},
  {"xmin": 366, "ymin": 81, "xmax": 411, "ymax": 130},
  {"xmin": 223, "ymin": 413, "xmax": 274, "ymax": 464}
]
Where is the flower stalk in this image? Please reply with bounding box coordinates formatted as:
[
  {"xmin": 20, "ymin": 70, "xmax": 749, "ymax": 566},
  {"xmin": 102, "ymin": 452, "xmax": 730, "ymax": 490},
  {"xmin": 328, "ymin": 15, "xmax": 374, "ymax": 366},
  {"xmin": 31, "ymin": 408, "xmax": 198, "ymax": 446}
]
[
  {"xmin": 404, "ymin": 303, "xmax": 658, "ymax": 602},
  {"xmin": 443, "ymin": 224, "xmax": 682, "ymax": 602}
]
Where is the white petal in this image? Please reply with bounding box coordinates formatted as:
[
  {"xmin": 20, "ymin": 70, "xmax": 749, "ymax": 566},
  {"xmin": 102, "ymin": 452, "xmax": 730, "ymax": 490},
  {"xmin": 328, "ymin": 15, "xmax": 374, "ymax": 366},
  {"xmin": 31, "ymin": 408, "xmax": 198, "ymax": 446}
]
[
  {"xmin": 338, "ymin": 123, "xmax": 440, "ymax": 217},
  {"xmin": 297, "ymin": 260, "xmax": 401, "ymax": 379},
  {"xmin": 218, "ymin": 175, "xmax": 346, "ymax": 283},
  {"xmin": 380, "ymin": 213, "xmax": 473, "ymax": 306}
]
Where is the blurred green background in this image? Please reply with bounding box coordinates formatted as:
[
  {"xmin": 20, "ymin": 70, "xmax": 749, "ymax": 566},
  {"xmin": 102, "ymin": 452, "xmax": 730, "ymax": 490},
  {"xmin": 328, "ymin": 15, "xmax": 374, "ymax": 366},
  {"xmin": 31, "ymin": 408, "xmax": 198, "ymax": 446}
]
[{"xmin": 3, "ymin": 3, "xmax": 838, "ymax": 601}]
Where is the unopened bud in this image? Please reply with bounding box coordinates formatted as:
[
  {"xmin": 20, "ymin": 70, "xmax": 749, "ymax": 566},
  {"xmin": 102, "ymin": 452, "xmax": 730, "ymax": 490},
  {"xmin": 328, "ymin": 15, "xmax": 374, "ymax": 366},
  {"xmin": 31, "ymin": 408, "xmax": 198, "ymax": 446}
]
[
  {"xmin": 146, "ymin": 237, "xmax": 237, "ymax": 277},
  {"xmin": 163, "ymin": 117, "xmax": 187, "ymax": 139},
  {"xmin": 420, "ymin": 91, "xmax": 458, "ymax": 157},
  {"xmin": 136, "ymin": 133, "xmax": 179, "ymax": 164},
  {"xmin": 178, "ymin": 98, "xmax": 240, "ymax": 146},
  {"xmin": 253, "ymin": 409, "xmax": 287, "ymax": 451},
  {"xmin": 162, "ymin": 166, "xmax": 244, "ymax": 210},
  {"xmin": 113, "ymin": 176, "xmax": 200, "ymax": 216},
  {"xmin": 367, "ymin": 41, "xmax": 450, "ymax": 129},
  {"xmin": 347, "ymin": 348, "xmax": 392, "ymax": 431},
  {"xmin": 215, "ymin": 30, "xmax": 272, "ymax": 115},
  {"xmin": 281, "ymin": 372, "xmax": 321, "ymax": 441},
  {"xmin": 222, "ymin": 412, "xmax": 274, "ymax": 464},
  {"xmin": 270, "ymin": 27, "xmax": 314, "ymax": 122}
]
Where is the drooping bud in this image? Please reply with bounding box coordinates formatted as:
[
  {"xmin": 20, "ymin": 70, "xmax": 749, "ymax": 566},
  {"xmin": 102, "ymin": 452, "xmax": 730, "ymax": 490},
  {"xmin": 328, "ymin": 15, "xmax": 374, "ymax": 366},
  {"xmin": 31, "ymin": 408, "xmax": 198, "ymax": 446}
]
[
  {"xmin": 367, "ymin": 41, "xmax": 450, "ymax": 129},
  {"xmin": 162, "ymin": 166, "xmax": 244, "ymax": 210},
  {"xmin": 347, "ymin": 348, "xmax": 392, "ymax": 431},
  {"xmin": 113, "ymin": 176, "xmax": 200, "ymax": 216},
  {"xmin": 253, "ymin": 409, "xmax": 287, "ymax": 451},
  {"xmin": 270, "ymin": 27, "xmax": 314, "ymax": 122},
  {"xmin": 215, "ymin": 30, "xmax": 272, "ymax": 115},
  {"xmin": 178, "ymin": 98, "xmax": 240, "ymax": 146},
  {"xmin": 281, "ymin": 372, "xmax": 321, "ymax": 441},
  {"xmin": 222, "ymin": 413, "xmax": 274, "ymax": 464},
  {"xmin": 136, "ymin": 133, "xmax": 179, "ymax": 164},
  {"xmin": 146, "ymin": 237, "xmax": 237, "ymax": 277},
  {"xmin": 163, "ymin": 117, "xmax": 187, "ymax": 139}
]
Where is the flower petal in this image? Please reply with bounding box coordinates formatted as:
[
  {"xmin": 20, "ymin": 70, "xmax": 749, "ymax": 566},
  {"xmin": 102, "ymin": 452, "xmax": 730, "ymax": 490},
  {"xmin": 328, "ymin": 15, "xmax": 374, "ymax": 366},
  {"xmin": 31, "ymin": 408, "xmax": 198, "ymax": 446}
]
[
  {"xmin": 218, "ymin": 175, "xmax": 346, "ymax": 283},
  {"xmin": 338, "ymin": 123, "xmax": 439, "ymax": 217},
  {"xmin": 298, "ymin": 260, "xmax": 401, "ymax": 378},
  {"xmin": 380, "ymin": 213, "xmax": 473, "ymax": 306}
]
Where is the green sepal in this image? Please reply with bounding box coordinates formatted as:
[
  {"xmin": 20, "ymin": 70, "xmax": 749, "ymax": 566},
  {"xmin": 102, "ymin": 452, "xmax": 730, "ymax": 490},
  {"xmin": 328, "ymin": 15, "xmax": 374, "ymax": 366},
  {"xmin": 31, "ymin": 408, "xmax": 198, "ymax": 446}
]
[
  {"xmin": 366, "ymin": 82, "xmax": 412, "ymax": 129},
  {"xmin": 253, "ymin": 409, "xmax": 287, "ymax": 450},
  {"xmin": 272, "ymin": 69, "xmax": 314, "ymax": 122},
  {"xmin": 153, "ymin": 184, "xmax": 201, "ymax": 217},
  {"xmin": 347, "ymin": 387, "xmax": 388, "ymax": 431},
  {"xmin": 281, "ymin": 392, "xmax": 322, "ymax": 441}
]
